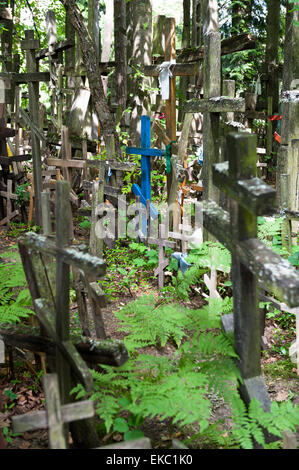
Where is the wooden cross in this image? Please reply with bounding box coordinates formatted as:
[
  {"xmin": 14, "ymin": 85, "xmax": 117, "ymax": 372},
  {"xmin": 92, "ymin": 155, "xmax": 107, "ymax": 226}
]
[
  {"xmin": 0, "ymin": 179, "xmax": 18, "ymax": 226},
  {"xmin": 148, "ymin": 224, "xmax": 176, "ymax": 289},
  {"xmin": 126, "ymin": 115, "xmax": 162, "ymax": 221},
  {"xmin": 17, "ymin": 180, "xmax": 107, "ymax": 447},
  {"xmin": 19, "ymin": 29, "xmax": 51, "ymax": 225},
  {"xmin": 144, "ymin": 17, "xmax": 198, "ymax": 195},
  {"xmin": 12, "ymin": 373, "xmax": 95, "ymax": 449},
  {"xmin": 183, "ymin": 1, "xmax": 246, "ymax": 208},
  {"xmin": 203, "ymin": 268, "xmax": 221, "ymax": 299},
  {"xmin": 144, "ymin": 18, "xmax": 198, "ymax": 143},
  {"xmin": 12, "ymin": 373, "xmax": 151, "ymax": 449},
  {"xmin": 168, "ymin": 222, "xmax": 193, "ymax": 254},
  {"xmin": 46, "ymin": 126, "xmax": 86, "ymax": 183},
  {"xmin": 203, "ymin": 132, "xmax": 299, "ymax": 414}
]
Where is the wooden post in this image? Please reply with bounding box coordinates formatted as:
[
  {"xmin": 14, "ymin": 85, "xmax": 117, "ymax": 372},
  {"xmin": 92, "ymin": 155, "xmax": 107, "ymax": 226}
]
[
  {"xmin": 90, "ymin": 172, "xmax": 104, "ymax": 257},
  {"xmin": 148, "ymin": 224, "xmax": 176, "ymax": 289},
  {"xmin": 277, "ymin": 91, "xmax": 299, "ymax": 209},
  {"xmin": 222, "ymin": 79, "xmax": 235, "ymax": 123},
  {"xmin": 55, "ymin": 181, "xmax": 71, "ymax": 442},
  {"xmin": 228, "ymin": 134, "xmax": 260, "ymax": 381},
  {"xmin": 45, "ymin": 10, "xmax": 58, "ymax": 117},
  {"xmin": 202, "ymin": 0, "xmax": 221, "ymax": 206},
  {"xmin": 164, "ymin": 17, "xmax": 177, "ymax": 198},
  {"xmin": 41, "ymin": 191, "xmax": 52, "ymax": 236},
  {"xmin": 44, "ymin": 373, "xmax": 67, "ymax": 449},
  {"xmin": 21, "ymin": 31, "xmax": 42, "ymax": 226},
  {"xmin": 266, "ymin": 96, "xmax": 273, "ymax": 159}
]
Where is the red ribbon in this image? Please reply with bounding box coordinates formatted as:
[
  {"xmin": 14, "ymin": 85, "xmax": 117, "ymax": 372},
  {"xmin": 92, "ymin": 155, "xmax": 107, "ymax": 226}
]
[{"xmin": 269, "ymin": 115, "xmax": 282, "ymax": 121}]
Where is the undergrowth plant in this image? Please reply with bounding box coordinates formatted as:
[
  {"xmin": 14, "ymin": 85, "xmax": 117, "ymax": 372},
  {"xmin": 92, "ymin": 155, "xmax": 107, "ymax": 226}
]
[
  {"xmin": 0, "ymin": 249, "xmax": 33, "ymax": 323},
  {"xmin": 71, "ymin": 294, "xmax": 299, "ymax": 449}
]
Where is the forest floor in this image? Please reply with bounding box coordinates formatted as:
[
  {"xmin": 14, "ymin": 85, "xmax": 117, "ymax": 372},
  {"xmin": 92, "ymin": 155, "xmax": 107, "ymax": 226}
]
[{"xmin": 0, "ymin": 217, "xmax": 298, "ymax": 450}]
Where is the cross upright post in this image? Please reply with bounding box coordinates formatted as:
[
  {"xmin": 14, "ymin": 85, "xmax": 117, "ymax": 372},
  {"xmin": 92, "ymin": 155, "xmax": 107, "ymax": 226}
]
[{"xmin": 21, "ymin": 30, "xmax": 43, "ymax": 226}]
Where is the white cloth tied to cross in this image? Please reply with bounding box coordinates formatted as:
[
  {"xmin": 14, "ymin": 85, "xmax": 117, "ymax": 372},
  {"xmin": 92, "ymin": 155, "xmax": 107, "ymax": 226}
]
[{"xmin": 157, "ymin": 60, "xmax": 176, "ymax": 100}]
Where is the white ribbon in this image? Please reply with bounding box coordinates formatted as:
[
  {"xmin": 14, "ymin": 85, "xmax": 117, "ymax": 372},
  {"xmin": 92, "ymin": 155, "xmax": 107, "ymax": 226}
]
[{"xmin": 157, "ymin": 60, "xmax": 176, "ymax": 100}]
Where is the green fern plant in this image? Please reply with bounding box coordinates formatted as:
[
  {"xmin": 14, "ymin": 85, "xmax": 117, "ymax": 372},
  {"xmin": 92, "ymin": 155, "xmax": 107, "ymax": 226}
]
[
  {"xmin": 0, "ymin": 249, "xmax": 33, "ymax": 323},
  {"xmin": 115, "ymin": 293, "xmax": 192, "ymax": 351},
  {"xmin": 71, "ymin": 297, "xmax": 240, "ymax": 436}
]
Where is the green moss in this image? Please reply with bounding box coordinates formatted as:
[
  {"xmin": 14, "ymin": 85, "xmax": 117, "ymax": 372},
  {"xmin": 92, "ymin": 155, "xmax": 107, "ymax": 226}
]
[{"xmin": 263, "ymin": 359, "xmax": 298, "ymax": 380}]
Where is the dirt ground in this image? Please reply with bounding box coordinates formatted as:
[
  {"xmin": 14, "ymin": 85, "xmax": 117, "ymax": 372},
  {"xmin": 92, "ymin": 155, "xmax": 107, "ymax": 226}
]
[{"xmin": 0, "ymin": 223, "xmax": 298, "ymax": 450}]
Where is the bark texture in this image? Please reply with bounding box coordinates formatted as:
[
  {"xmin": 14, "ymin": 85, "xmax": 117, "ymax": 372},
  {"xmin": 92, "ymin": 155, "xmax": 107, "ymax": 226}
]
[{"xmin": 61, "ymin": 0, "xmax": 121, "ymax": 157}]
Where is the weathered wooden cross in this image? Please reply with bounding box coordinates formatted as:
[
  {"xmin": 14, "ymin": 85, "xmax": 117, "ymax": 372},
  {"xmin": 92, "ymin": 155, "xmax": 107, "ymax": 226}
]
[
  {"xmin": 12, "ymin": 373, "xmax": 95, "ymax": 449},
  {"xmin": 183, "ymin": 1, "xmax": 246, "ymax": 208},
  {"xmin": 20, "ymin": 30, "xmax": 51, "ymax": 225},
  {"xmin": 148, "ymin": 224, "xmax": 176, "ymax": 289},
  {"xmin": 0, "ymin": 179, "xmax": 18, "ymax": 226},
  {"xmin": 46, "ymin": 126, "xmax": 86, "ymax": 186},
  {"xmin": 17, "ymin": 180, "xmax": 108, "ymax": 447},
  {"xmin": 203, "ymin": 132, "xmax": 299, "ymax": 412},
  {"xmin": 144, "ymin": 17, "xmax": 198, "ymax": 196},
  {"xmin": 12, "ymin": 373, "xmax": 151, "ymax": 449}
]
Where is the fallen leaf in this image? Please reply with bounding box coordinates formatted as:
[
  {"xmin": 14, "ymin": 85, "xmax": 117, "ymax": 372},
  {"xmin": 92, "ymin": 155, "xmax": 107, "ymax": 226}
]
[
  {"xmin": 18, "ymin": 396, "xmax": 27, "ymax": 405},
  {"xmin": 19, "ymin": 441, "xmax": 31, "ymax": 449},
  {"xmin": 102, "ymin": 432, "xmax": 113, "ymax": 443},
  {"xmin": 113, "ymin": 433, "xmax": 123, "ymax": 442},
  {"xmin": 276, "ymin": 390, "xmax": 289, "ymax": 402}
]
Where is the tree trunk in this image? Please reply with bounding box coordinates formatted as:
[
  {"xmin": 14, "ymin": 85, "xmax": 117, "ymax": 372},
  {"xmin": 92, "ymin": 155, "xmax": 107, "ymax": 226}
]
[
  {"xmin": 61, "ymin": 0, "xmax": 121, "ymax": 158},
  {"xmin": 114, "ymin": 0, "xmax": 127, "ymax": 127}
]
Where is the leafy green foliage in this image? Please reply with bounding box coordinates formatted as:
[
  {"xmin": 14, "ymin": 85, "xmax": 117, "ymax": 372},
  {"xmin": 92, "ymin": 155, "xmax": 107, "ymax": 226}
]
[
  {"xmin": 0, "ymin": 250, "xmax": 32, "ymax": 323},
  {"xmin": 115, "ymin": 293, "xmax": 191, "ymax": 350},
  {"xmin": 71, "ymin": 288, "xmax": 299, "ymax": 448}
]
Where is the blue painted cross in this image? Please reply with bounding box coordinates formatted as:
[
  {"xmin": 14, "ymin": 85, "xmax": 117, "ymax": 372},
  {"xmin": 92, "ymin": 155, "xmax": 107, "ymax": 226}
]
[{"xmin": 126, "ymin": 115, "xmax": 165, "ymax": 220}]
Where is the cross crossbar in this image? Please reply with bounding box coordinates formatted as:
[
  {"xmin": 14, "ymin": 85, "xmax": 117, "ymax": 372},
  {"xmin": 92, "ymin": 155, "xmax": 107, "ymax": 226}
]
[{"xmin": 19, "ymin": 232, "xmax": 106, "ymax": 278}]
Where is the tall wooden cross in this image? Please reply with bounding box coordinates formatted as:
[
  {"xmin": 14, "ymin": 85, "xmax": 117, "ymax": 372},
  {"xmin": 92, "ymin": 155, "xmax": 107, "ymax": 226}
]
[
  {"xmin": 203, "ymin": 132, "xmax": 299, "ymax": 414},
  {"xmin": 19, "ymin": 30, "xmax": 51, "ymax": 225},
  {"xmin": 183, "ymin": 1, "xmax": 246, "ymax": 208},
  {"xmin": 18, "ymin": 180, "xmax": 106, "ymax": 447},
  {"xmin": 143, "ymin": 17, "xmax": 198, "ymax": 195}
]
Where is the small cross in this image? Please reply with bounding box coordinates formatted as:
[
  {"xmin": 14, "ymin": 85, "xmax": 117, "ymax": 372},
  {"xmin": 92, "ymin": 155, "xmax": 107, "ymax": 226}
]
[
  {"xmin": 148, "ymin": 224, "xmax": 176, "ymax": 289},
  {"xmin": 0, "ymin": 179, "xmax": 19, "ymax": 226},
  {"xmin": 46, "ymin": 126, "xmax": 86, "ymax": 183},
  {"xmin": 12, "ymin": 373, "xmax": 95, "ymax": 449}
]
